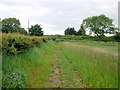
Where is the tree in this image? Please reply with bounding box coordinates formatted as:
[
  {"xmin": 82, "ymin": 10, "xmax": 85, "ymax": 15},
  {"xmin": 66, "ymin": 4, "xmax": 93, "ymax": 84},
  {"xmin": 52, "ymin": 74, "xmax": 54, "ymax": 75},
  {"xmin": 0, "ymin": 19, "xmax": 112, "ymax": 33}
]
[
  {"xmin": 19, "ymin": 28, "xmax": 28, "ymax": 35},
  {"xmin": 77, "ymin": 25, "xmax": 85, "ymax": 36},
  {"xmin": 81, "ymin": 14, "xmax": 115, "ymax": 38},
  {"xmin": 2, "ymin": 18, "xmax": 21, "ymax": 33},
  {"xmin": 64, "ymin": 27, "xmax": 69, "ymax": 35},
  {"xmin": 2, "ymin": 17, "xmax": 28, "ymax": 35},
  {"xmin": 64, "ymin": 27, "xmax": 76, "ymax": 35},
  {"xmin": 29, "ymin": 24, "xmax": 43, "ymax": 36},
  {"xmin": 114, "ymin": 28, "xmax": 120, "ymax": 42}
]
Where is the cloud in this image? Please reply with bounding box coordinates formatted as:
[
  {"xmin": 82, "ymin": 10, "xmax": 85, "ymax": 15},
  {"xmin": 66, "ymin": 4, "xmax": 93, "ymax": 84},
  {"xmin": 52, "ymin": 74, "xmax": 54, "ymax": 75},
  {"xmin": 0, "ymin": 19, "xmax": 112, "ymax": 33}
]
[{"xmin": 0, "ymin": 0, "xmax": 119, "ymax": 35}]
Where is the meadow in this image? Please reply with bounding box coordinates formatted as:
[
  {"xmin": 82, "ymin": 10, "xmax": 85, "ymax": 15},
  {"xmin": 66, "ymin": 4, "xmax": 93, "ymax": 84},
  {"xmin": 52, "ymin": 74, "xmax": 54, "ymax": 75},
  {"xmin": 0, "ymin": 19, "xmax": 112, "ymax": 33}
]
[{"xmin": 1, "ymin": 34, "xmax": 119, "ymax": 88}]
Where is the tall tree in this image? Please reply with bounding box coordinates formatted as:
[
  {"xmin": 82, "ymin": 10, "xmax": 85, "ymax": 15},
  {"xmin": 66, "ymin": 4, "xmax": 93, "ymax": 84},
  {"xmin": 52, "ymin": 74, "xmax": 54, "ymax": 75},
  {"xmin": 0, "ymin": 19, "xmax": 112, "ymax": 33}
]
[
  {"xmin": 29, "ymin": 24, "xmax": 43, "ymax": 36},
  {"xmin": 2, "ymin": 18, "xmax": 21, "ymax": 33},
  {"xmin": 81, "ymin": 14, "xmax": 115, "ymax": 38}
]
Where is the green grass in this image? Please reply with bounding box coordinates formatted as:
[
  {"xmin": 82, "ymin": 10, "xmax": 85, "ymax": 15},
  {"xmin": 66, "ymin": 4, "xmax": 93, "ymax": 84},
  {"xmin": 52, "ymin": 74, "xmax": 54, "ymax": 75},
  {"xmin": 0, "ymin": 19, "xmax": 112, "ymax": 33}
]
[
  {"xmin": 56, "ymin": 45, "xmax": 85, "ymax": 88},
  {"xmin": 2, "ymin": 41, "xmax": 55, "ymax": 88},
  {"xmin": 58, "ymin": 41, "xmax": 118, "ymax": 88},
  {"xmin": 76, "ymin": 40, "xmax": 118, "ymax": 49},
  {"xmin": 2, "ymin": 40, "xmax": 118, "ymax": 88}
]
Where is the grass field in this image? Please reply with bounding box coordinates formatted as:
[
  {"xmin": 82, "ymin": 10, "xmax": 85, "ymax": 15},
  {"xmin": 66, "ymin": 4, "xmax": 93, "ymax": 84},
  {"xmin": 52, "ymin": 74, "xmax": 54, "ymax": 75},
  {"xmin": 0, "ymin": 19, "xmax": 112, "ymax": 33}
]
[{"xmin": 2, "ymin": 40, "xmax": 118, "ymax": 88}]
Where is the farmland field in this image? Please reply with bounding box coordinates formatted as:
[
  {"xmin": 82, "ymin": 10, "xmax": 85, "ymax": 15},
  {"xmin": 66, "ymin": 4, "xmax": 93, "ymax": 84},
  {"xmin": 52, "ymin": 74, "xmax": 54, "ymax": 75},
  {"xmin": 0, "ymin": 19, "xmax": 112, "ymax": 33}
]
[{"xmin": 2, "ymin": 40, "xmax": 118, "ymax": 88}]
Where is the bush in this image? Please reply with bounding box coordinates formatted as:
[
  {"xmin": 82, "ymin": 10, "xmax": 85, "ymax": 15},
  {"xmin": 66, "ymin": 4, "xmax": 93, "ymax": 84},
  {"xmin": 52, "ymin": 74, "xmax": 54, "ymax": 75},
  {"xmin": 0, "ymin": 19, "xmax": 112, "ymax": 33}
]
[
  {"xmin": 92, "ymin": 36, "xmax": 115, "ymax": 42},
  {"xmin": 2, "ymin": 33, "xmax": 49, "ymax": 55}
]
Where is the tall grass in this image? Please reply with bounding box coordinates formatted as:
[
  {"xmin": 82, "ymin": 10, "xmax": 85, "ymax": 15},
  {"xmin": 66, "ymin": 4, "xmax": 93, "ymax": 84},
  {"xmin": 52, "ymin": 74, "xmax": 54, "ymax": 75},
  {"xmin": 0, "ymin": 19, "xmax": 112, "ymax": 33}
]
[
  {"xmin": 2, "ymin": 41, "xmax": 54, "ymax": 88},
  {"xmin": 56, "ymin": 45, "xmax": 85, "ymax": 88},
  {"xmin": 2, "ymin": 38, "xmax": 118, "ymax": 88},
  {"xmin": 59, "ymin": 42, "xmax": 118, "ymax": 88}
]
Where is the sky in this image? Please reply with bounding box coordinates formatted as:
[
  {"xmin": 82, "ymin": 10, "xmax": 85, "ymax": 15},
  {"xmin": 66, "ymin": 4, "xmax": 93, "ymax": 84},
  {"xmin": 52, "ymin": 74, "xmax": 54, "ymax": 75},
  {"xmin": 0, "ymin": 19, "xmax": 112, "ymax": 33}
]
[{"xmin": 0, "ymin": 0, "xmax": 119, "ymax": 35}]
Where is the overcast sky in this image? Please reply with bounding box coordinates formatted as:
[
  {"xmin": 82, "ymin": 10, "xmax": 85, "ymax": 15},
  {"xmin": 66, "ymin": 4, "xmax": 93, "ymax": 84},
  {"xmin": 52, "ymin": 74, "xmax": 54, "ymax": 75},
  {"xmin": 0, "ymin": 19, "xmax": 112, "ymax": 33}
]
[{"xmin": 0, "ymin": 0, "xmax": 119, "ymax": 35}]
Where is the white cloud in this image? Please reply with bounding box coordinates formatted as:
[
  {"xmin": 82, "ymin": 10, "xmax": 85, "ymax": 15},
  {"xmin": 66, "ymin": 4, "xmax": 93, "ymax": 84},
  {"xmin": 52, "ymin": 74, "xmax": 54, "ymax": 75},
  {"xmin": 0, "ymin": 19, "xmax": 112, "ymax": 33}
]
[{"xmin": 0, "ymin": 0, "xmax": 119, "ymax": 35}]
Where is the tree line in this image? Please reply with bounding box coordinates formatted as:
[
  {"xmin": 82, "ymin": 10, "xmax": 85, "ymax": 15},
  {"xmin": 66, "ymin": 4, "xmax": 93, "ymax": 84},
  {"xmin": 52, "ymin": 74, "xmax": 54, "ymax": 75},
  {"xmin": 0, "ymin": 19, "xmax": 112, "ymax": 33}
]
[
  {"xmin": 1, "ymin": 14, "xmax": 120, "ymax": 40},
  {"xmin": 64, "ymin": 14, "xmax": 120, "ymax": 40},
  {"xmin": 1, "ymin": 18, "xmax": 43, "ymax": 36}
]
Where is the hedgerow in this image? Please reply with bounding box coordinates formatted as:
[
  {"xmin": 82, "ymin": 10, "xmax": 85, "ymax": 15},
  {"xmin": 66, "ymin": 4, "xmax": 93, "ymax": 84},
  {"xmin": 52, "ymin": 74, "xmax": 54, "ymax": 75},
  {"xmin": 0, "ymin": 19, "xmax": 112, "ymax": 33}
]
[
  {"xmin": 2, "ymin": 33, "xmax": 50, "ymax": 88},
  {"xmin": 2, "ymin": 33, "xmax": 50, "ymax": 55}
]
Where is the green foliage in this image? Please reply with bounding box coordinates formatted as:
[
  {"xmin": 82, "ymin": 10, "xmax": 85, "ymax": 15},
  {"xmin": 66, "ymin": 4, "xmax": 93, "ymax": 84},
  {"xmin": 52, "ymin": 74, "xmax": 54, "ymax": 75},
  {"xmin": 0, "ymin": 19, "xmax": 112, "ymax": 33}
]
[
  {"xmin": 29, "ymin": 24, "xmax": 43, "ymax": 36},
  {"xmin": 19, "ymin": 28, "xmax": 28, "ymax": 35},
  {"xmin": 2, "ymin": 17, "xmax": 28, "ymax": 35},
  {"xmin": 56, "ymin": 35, "xmax": 118, "ymax": 42},
  {"xmin": 2, "ymin": 42, "xmax": 54, "ymax": 88},
  {"xmin": 2, "ymin": 33, "xmax": 48, "ymax": 55},
  {"xmin": 2, "ymin": 69, "xmax": 26, "ymax": 88},
  {"xmin": 78, "ymin": 25, "xmax": 85, "ymax": 36},
  {"xmin": 64, "ymin": 27, "xmax": 85, "ymax": 36},
  {"xmin": 2, "ymin": 18, "xmax": 21, "ymax": 33},
  {"xmin": 64, "ymin": 27, "xmax": 76, "ymax": 35},
  {"xmin": 114, "ymin": 32, "xmax": 120, "ymax": 42},
  {"xmin": 82, "ymin": 14, "xmax": 115, "ymax": 37}
]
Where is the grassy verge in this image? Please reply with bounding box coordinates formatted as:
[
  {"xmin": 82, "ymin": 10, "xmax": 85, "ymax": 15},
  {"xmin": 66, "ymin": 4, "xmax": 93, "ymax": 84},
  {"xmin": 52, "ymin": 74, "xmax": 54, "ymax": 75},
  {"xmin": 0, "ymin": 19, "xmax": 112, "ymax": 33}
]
[{"xmin": 2, "ymin": 41, "xmax": 54, "ymax": 88}]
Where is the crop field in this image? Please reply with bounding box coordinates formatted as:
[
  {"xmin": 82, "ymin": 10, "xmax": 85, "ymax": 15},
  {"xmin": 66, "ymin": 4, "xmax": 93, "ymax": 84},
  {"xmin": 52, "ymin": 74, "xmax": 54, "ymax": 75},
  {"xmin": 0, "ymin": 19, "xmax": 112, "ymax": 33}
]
[{"xmin": 2, "ymin": 34, "xmax": 119, "ymax": 88}]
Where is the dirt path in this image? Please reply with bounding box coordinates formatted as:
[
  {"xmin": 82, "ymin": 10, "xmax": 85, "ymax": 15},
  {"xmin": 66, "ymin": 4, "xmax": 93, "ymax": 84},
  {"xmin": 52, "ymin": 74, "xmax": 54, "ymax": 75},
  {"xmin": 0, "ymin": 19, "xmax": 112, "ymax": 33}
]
[{"xmin": 47, "ymin": 50, "xmax": 62, "ymax": 88}]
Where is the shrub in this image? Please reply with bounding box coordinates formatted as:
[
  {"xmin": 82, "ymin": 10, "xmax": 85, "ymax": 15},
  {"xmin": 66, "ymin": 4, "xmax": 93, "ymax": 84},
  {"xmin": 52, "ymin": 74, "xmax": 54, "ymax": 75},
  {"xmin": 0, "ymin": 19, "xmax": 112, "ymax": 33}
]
[{"xmin": 2, "ymin": 33, "xmax": 49, "ymax": 55}]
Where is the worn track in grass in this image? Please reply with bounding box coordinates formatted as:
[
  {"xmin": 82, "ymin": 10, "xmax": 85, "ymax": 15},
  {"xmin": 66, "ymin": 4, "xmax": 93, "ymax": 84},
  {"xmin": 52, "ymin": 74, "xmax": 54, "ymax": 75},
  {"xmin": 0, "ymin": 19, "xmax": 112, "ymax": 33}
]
[
  {"xmin": 47, "ymin": 43, "xmax": 85, "ymax": 88},
  {"xmin": 47, "ymin": 49, "xmax": 62, "ymax": 88}
]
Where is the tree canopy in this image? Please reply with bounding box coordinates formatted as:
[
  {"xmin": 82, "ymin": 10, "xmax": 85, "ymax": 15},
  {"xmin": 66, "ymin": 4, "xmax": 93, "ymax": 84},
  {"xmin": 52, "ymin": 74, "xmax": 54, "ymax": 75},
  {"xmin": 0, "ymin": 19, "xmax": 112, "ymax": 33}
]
[
  {"xmin": 2, "ymin": 18, "xmax": 21, "ymax": 33},
  {"xmin": 78, "ymin": 25, "xmax": 85, "ymax": 36},
  {"xmin": 2, "ymin": 18, "xmax": 27, "ymax": 34},
  {"xmin": 64, "ymin": 27, "xmax": 85, "ymax": 36},
  {"xmin": 81, "ymin": 14, "xmax": 115, "ymax": 37},
  {"xmin": 64, "ymin": 27, "xmax": 76, "ymax": 35},
  {"xmin": 29, "ymin": 24, "xmax": 43, "ymax": 36}
]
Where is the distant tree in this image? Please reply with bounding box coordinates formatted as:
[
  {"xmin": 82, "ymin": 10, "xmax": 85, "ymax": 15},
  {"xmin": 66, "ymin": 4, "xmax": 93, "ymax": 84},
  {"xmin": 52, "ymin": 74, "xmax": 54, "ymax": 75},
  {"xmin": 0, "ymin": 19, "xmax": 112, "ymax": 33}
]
[
  {"xmin": 81, "ymin": 14, "xmax": 115, "ymax": 38},
  {"xmin": 2, "ymin": 18, "xmax": 21, "ymax": 33},
  {"xmin": 77, "ymin": 25, "xmax": 85, "ymax": 36},
  {"xmin": 29, "ymin": 24, "xmax": 43, "ymax": 36},
  {"xmin": 64, "ymin": 27, "xmax": 70, "ymax": 35},
  {"xmin": 64, "ymin": 27, "xmax": 76, "ymax": 35},
  {"xmin": 76, "ymin": 30, "xmax": 81, "ymax": 36}
]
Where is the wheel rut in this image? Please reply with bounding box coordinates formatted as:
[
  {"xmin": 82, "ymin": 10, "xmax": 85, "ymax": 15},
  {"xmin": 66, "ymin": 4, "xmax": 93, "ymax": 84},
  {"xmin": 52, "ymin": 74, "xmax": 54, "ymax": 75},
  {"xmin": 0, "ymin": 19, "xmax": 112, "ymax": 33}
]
[
  {"xmin": 47, "ymin": 45, "xmax": 86, "ymax": 88},
  {"xmin": 47, "ymin": 50, "xmax": 62, "ymax": 88}
]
